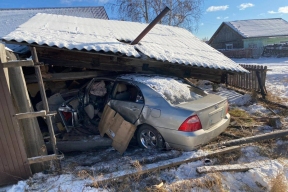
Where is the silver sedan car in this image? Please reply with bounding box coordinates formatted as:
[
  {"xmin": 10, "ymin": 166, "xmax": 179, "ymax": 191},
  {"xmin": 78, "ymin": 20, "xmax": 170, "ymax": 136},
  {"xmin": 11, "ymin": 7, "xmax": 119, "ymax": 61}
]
[{"xmin": 59, "ymin": 74, "xmax": 230, "ymax": 151}]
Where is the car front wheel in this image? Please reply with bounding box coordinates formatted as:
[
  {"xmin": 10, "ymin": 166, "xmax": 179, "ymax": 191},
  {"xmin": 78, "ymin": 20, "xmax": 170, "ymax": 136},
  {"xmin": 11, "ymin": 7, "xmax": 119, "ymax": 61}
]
[{"xmin": 137, "ymin": 125, "xmax": 164, "ymax": 149}]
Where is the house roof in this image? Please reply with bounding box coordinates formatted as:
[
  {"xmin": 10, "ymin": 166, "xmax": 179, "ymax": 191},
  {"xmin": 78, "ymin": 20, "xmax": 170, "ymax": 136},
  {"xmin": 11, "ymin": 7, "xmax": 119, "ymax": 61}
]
[
  {"xmin": 2, "ymin": 13, "xmax": 248, "ymax": 73},
  {"xmin": 224, "ymin": 18, "xmax": 288, "ymax": 38},
  {"xmin": 0, "ymin": 7, "xmax": 108, "ymax": 38}
]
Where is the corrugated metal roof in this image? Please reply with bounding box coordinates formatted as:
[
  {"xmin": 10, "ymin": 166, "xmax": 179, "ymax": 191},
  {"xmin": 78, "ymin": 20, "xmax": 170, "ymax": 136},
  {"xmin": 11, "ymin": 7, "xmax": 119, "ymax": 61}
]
[
  {"xmin": 2, "ymin": 13, "xmax": 248, "ymax": 73},
  {"xmin": 225, "ymin": 18, "xmax": 288, "ymax": 38},
  {"xmin": 0, "ymin": 7, "xmax": 108, "ymax": 38}
]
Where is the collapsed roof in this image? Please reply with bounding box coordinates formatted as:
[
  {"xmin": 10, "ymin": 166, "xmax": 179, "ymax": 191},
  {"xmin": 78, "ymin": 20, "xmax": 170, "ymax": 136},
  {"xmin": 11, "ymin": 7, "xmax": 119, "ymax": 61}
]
[{"xmin": 2, "ymin": 13, "xmax": 248, "ymax": 73}]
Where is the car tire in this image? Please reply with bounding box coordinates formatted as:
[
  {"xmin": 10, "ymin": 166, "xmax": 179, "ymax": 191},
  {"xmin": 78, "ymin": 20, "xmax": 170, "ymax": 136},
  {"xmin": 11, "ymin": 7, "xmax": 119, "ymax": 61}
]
[{"xmin": 137, "ymin": 125, "xmax": 164, "ymax": 149}]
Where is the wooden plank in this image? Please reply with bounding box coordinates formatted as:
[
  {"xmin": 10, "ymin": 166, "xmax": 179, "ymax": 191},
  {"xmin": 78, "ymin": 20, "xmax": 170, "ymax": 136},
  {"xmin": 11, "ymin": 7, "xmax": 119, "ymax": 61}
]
[
  {"xmin": 27, "ymin": 154, "xmax": 58, "ymax": 164},
  {"xmin": 220, "ymin": 129, "xmax": 288, "ymax": 147},
  {"xmin": 2, "ymin": 60, "xmax": 34, "ymax": 68},
  {"xmin": 0, "ymin": 45, "xmax": 30, "ymax": 181},
  {"xmin": 94, "ymin": 146, "xmax": 242, "ymax": 183},
  {"xmin": 25, "ymin": 71, "xmax": 107, "ymax": 83},
  {"xmin": 196, "ymin": 160, "xmax": 271, "ymax": 174},
  {"xmin": 0, "ymin": 69, "xmax": 30, "ymax": 180},
  {"xmin": 14, "ymin": 110, "xmax": 46, "ymax": 120}
]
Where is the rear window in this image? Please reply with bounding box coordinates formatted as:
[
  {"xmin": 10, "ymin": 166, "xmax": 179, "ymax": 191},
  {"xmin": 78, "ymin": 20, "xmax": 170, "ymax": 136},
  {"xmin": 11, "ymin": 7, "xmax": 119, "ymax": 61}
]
[{"xmin": 120, "ymin": 75, "xmax": 205, "ymax": 105}]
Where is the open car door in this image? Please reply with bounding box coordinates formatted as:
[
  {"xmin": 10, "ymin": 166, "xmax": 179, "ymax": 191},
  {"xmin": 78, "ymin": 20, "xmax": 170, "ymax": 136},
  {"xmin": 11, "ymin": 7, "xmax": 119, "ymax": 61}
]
[{"xmin": 98, "ymin": 105, "xmax": 136, "ymax": 154}]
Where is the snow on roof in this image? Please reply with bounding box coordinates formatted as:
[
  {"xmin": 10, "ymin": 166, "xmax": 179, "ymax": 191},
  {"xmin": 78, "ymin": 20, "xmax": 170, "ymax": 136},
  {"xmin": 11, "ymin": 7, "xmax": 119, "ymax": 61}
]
[
  {"xmin": 2, "ymin": 13, "xmax": 248, "ymax": 73},
  {"xmin": 0, "ymin": 7, "xmax": 108, "ymax": 38},
  {"xmin": 225, "ymin": 18, "xmax": 288, "ymax": 38}
]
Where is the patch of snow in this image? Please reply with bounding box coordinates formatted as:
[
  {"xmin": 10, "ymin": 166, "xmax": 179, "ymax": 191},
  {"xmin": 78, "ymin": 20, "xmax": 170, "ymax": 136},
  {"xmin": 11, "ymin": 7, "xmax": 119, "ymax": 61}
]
[
  {"xmin": 237, "ymin": 146, "xmax": 269, "ymax": 163},
  {"xmin": 229, "ymin": 94, "xmax": 252, "ymax": 106},
  {"xmin": 121, "ymin": 75, "xmax": 203, "ymax": 105},
  {"xmin": 257, "ymin": 125, "xmax": 274, "ymax": 133},
  {"xmin": 7, "ymin": 181, "xmax": 27, "ymax": 192},
  {"xmin": 4, "ymin": 46, "xmax": 13, "ymax": 52},
  {"xmin": 240, "ymin": 103, "xmax": 270, "ymax": 116},
  {"xmin": 222, "ymin": 160, "xmax": 283, "ymax": 191}
]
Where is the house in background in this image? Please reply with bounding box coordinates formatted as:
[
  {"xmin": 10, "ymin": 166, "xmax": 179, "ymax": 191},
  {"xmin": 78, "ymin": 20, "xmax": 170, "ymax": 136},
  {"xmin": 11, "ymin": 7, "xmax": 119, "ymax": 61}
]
[
  {"xmin": 208, "ymin": 18, "xmax": 288, "ymax": 58},
  {"xmin": 0, "ymin": 7, "xmax": 108, "ymax": 54}
]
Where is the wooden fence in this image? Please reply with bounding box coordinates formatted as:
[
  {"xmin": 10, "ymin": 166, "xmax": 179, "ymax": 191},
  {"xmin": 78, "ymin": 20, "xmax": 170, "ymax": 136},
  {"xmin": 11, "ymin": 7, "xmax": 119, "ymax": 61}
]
[{"xmin": 227, "ymin": 65, "xmax": 268, "ymax": 98}]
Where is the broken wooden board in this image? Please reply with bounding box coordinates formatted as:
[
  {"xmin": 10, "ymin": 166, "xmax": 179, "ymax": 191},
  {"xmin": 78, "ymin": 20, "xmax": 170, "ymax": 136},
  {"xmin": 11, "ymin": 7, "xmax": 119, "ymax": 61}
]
[
  {"xmin": 98, "ymin": 105, "xmax": 136, "ymax": 155},
  {"xmin": 220, "ymin": 129, "xmax": 288, "ymax": 147},
  {"xmin": 93, "ymin": 146, "xmax": 241, "ymax": 184},
  {"xmin": 196, "ymin": 160, "xmax": 271, "ymax": 174}
]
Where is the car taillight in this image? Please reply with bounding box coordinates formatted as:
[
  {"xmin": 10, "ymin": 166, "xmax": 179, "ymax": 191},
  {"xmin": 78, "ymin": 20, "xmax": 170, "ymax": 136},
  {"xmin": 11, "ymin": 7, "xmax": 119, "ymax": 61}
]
[
  {"xmin": 178, "ymin": 115, "xmax": 202, "ymax": 132},
  {"xmin": 62, "ymin": 111, "xmax": 72, "ymax": 121}
]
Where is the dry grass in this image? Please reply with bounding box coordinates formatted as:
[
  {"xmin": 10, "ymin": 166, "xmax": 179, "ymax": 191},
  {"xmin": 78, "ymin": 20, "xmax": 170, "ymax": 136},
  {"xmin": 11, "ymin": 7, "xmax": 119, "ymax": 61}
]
[
  {"xmin": 165, "ymin": 173, "xmax": 225, "ymax": 192},
  {"xmin": 270, "ymin": 172, "xmax": 288, "ymax": 192},
  {"xmin": 229, "ymin": 108, "xmax": 255, "ymax": 127},
  {"xmin": 131, "ymin": 160, "xmax": 143, "ymax": 181},
  {"xmin": 266, "ymin": 92, "xmax": 288, "ymax": 105}
]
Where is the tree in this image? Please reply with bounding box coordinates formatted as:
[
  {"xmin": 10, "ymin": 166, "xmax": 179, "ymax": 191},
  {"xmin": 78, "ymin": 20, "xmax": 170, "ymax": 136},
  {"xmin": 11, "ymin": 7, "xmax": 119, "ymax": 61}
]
[
  {"xmin": 107, "ymin": 0, "xmax": 204, "ymax": 32},
  {"xmin": 201, "ymin": 37, "xmax": 209, "ymax": 42}
]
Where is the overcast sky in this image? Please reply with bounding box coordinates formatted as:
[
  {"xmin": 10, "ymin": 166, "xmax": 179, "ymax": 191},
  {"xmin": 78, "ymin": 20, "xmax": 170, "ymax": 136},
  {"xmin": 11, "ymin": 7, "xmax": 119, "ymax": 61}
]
[{"xmin": 1, "ymin": 0, "xmax": 288, "ymax": 40}]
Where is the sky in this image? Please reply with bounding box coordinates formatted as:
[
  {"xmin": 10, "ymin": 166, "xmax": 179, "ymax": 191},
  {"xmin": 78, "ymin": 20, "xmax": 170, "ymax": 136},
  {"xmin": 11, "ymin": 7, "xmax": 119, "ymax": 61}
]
[{"xmin": 1, "ymin": 0, "xmax": 288, "ymax": 40}]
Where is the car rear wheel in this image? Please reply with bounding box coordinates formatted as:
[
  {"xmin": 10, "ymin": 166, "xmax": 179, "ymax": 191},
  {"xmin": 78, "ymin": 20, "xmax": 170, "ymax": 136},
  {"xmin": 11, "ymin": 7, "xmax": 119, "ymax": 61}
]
[{"xmin": 137, "ymin": 125, "xmax": 164, "ymax": 149}]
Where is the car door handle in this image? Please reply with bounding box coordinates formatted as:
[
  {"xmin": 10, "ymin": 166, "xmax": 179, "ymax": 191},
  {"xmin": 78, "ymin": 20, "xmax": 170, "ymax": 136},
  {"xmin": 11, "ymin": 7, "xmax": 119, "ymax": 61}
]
[{"xmin": 131, "ymin": 106, "xmax": 139, "ymax": 111}]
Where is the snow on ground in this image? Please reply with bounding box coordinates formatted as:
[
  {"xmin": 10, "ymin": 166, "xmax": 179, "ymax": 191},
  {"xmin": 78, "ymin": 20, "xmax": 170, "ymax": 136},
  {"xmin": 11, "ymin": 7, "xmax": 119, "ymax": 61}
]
[
  {"xmin": 3, "ymin": 145, "xmax": 287, "ymax": 192},
  {"xmin": 234, "ymin": 57, "xmax": 288, "ymax": 106}
]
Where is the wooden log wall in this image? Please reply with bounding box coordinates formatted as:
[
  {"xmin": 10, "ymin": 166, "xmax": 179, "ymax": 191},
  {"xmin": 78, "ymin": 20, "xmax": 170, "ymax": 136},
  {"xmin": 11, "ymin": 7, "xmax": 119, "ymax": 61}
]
[{"xmin": 227, "ymin": 64, "xmax": 267, "ymax": 94}]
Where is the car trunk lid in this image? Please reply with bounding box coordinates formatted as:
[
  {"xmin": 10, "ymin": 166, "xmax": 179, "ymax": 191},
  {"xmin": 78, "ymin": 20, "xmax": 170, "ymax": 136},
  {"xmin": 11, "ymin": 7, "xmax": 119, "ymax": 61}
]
[{"xmin": 176, "ymin": 94, "xmax": 228, "ymax": 130}]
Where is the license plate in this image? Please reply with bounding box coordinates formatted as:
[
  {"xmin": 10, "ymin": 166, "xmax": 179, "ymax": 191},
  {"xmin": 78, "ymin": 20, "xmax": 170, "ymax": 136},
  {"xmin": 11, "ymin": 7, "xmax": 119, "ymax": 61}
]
[{"xmin": 208, "ymin": 108, "xmax": 223, "ymax": 127}]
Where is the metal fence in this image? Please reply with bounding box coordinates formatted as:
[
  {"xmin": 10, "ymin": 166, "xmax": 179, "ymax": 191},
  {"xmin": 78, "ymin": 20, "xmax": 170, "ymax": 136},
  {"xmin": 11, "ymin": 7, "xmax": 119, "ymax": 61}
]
[{"xmin": 227, "ymin": 64, "xmax": 267, "ymax": 98}]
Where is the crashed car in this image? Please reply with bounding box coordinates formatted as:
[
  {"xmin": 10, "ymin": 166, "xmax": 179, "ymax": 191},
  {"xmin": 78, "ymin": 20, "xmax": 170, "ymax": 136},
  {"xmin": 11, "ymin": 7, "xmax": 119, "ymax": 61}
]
[{"xmin": 58, "ymin": 74, "xmax": 230, "ymax": 151}]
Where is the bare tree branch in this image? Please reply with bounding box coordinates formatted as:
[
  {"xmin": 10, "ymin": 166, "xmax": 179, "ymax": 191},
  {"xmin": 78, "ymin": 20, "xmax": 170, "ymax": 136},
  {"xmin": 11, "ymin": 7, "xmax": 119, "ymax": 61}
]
[{"xmin": 106, "ymin": 0, "xmax": 204, "ymax": 32}]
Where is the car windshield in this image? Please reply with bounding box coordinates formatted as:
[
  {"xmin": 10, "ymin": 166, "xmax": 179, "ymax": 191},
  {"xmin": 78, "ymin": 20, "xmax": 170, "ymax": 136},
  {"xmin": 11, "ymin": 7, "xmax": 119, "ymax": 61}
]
[{"xmin": 120, "ymin": 75, "xmax": 206, "ymax": 105}]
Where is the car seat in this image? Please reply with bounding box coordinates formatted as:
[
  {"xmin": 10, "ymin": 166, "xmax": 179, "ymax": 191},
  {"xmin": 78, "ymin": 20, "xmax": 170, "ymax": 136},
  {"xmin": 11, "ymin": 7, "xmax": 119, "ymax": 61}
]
[{"xmin": 115, "ymin": 83, "xmax": 130, "ymax": 100}]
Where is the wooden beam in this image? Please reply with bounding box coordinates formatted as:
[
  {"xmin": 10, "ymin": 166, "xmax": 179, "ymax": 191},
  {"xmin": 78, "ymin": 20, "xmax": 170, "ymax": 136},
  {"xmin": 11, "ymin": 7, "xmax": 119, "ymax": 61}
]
[
  {"xmin": 196, "ymin": 160, "xmax": 271, "ymax": 174},
  {"xmin": 2, "ymin": 60, "xmax": 34, "ymax": 68},
  {"xmin": 25, "ymin": 71, "xmax": 108, "ymax": 83},
  {"xmin": 38, "ymin": 57, "xmax": 136, "ymax": 72},
  {"xmin": 27, "ymin": 154, "xmax": 58, "ymax": 164},
  {"xmin": 14, "ymin": 110, "xmax": 46, "ymax": 120},
  {"xmin": 94, "ymin": 146, "xmax": 241, "ymax": 183},
  {"xmin": 220, "ymin": 129, "xmax": 288, "ymax": 147}
]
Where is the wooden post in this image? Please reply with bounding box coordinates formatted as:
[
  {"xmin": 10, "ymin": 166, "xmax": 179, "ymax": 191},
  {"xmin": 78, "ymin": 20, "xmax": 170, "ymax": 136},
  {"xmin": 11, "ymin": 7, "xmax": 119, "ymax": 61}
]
[
  {"xmin": 256, "ymin": 70, "xmax": 266, "ymax": 99},
  {"xmin": 30, "ymin": 47, "xmax": 61, "ymax": 171},
  {"xmin": 5, "ymin": 48, "xmax": 48, "ymax": 173},
  {"xmin": 0, "ymin": 44, "xmax": 10, "ymax": 91}
]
